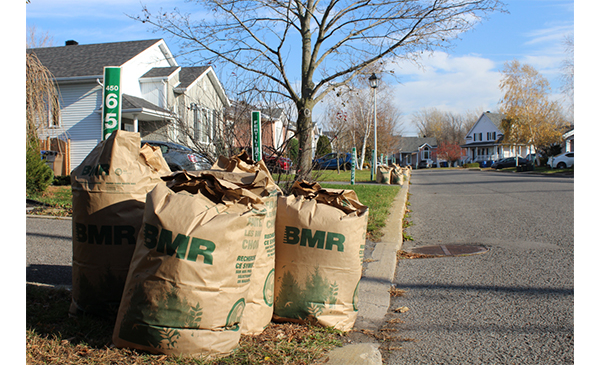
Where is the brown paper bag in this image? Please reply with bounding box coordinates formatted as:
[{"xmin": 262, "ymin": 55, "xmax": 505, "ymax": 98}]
[
  {"xmin": 273, "ymin": 181, "xmax": 368, "ymax": 331},
  {"xmin": 70, "ymin": 131, "xmax": 170, "ymax": 317},
  {"xmin": 390, "ymin": 166, "xmax": 404, "ymax": 185},
  {"xmin": 112, "ymin": 174, "xmax": 266, "ymax": 357},
  {"xmin": 210, "ymin": 151, "xmax": 282, "ymax": 335},
  {"xmin": 376, "ymin": 165, "xmax": 391, "ymax": 184}
]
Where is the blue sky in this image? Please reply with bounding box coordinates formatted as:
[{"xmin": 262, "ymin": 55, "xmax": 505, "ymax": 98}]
[{"xmin": 24, "ymin": 0, "xmax": 575, "ymax": 136}]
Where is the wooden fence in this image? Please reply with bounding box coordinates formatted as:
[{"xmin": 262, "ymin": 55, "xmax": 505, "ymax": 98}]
[{"xmin": 39, "ymin": 137, "xmax": 71, "ymax": 176}]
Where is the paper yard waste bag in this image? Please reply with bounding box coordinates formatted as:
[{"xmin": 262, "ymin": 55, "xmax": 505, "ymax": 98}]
[
  {"xmin": 70, "ymin": 131, "xmax": 170, "ymax": 317},
  {"xmin": 211, "ymin": 151, "xmax": 282, "ymax": 335},
  {"xmin": 376, "ymin": 165, "xmax": 391, "ymax": 184},
  {"xmin": 273, "ymin": 181, "xmax": 369, "ymax": 332},
  {"xmin": 390, "ymin": 165, "xmax": 404, "ymax": 185},
  {"xmin": 112, "ymin": 174, "xmax": 266, "ymax": 357}
]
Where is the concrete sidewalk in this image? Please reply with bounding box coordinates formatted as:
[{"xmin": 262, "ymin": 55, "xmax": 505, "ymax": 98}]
[{"xmin": 326, "ymin": 179, "xmax": 410, "ymax": 364}]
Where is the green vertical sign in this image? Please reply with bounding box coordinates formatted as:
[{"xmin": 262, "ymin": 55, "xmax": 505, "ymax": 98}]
[
  {"xmin": 371, "ymin": 149, "xmax": 376, "ymax": 181},
  {"xmin": 102, "ymin": 66, "xmax": 121, "ymax": 140},
  {"xmin": 351, "ymin": 147, "xmax": 356, "ymax": 185},
  {"xmin": 251, "ymin": 111, "xmax": 262, "ymax": 161}
]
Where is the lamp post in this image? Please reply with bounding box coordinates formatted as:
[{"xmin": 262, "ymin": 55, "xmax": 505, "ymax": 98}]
[{"xmin": 368, "ymin": 73, "xmax": 379, "ymax": 180}]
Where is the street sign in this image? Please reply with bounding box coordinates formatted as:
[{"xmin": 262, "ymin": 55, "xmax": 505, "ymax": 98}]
[
  {"xmin": 351, "ymin": 147, "xmax": 356, "ymax": 185},
  {"xmin": 371, "ymin": 149, "xmax": 376, "ymax": 181},
  {"xmin": 102, "ymin": 66, "xmax": 122, "ymax": 140},
  {"xmin": 251, "ymin": 111, "xmax": 262, "ymax": 161}
]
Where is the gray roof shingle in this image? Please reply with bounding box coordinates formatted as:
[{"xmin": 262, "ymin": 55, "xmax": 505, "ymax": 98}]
[
  {"xmin": 141, "ymin": 66, "xmax": 181, "ymax": 79},
  {"xmin": 177, "ymin": 66, "xmax": 210, "ymax": 90},
  {"xmin": 395, "ymin": 136, "xmax": 438, "ymax": 152},
  {"xmin": 26, "ymin": 39, "xmax": 163, "ymax": 78}
]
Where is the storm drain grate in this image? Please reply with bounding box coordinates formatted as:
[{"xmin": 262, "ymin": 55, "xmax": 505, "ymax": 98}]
[{"xmin": 408, "ymin": 244, "xmax": 488, "ymax": 257}]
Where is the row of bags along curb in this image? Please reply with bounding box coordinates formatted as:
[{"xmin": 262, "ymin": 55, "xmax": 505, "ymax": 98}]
[{"xmin": 70, "ymin": 130, "xmax": 411, "ymax": 358}]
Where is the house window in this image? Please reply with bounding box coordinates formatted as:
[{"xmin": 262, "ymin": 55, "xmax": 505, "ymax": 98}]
[
  {"xmin": 193, "ymin": 107, "xmax": 201, "ymax": 142},
  {"xmin": 193, "ymin": 106, "xmax": 214, "ymax": 144},
  {"xmin": 422, "ymin": 146, "xmax": 430, "ymax": 160},
  {"xmin": 47, "ymin": 95, "xmax": 61, "ymax": 128}
]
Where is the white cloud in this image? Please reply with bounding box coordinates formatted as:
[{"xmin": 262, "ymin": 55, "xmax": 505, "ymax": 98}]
[{"xmin": 388, "ymin": 52, "xmax": 502, "ymax": 135}]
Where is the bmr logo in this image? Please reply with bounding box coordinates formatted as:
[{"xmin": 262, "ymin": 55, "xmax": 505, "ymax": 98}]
[
  {"xmin": 283, "ymin": 226, "xmax": 345, "ymax": 252},
  {"xmin": 143, "ymin": 223, "xmax": 215, "ymax": 264},
  {"xmin": 75, "ymin": 223, "xmax": 136, "ymax": 245},
  {"xmin": 80, "ymin": 163, "xmax": 110, "ymax": 177}
]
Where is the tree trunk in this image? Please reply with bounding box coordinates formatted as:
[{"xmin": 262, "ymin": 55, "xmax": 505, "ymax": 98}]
[{"xmin": 295, "ymin": 103, "xmax": 314, "ymax": 182}]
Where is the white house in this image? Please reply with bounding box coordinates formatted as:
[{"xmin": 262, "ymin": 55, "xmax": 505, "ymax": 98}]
[
  {"xmin": 27, "ymin": 39, "xmax": 230, "ymax": 172},
  {"xmin": 462, "ymin": 112, "xmax": 535, "ymax": 166}
]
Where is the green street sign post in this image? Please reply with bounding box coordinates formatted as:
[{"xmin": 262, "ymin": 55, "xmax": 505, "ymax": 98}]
[
  {"xmin": 351, "ymin": 147, "xmax": 356, "ymax": 185},
  {"xmin": 371, "ymin": 149, "xmax": 376, "ymax": 181},
  {"xmin": 251, "ymin": 111, "xmax": 262, "ymax": 162},
  {"xmin": 102, "ymin": 67, "xmax": 122, "ymax": 140}
]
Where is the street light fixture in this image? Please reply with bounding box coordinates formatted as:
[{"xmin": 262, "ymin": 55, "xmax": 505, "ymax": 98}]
[{"xmin": 369, "ymin": 73, "xmax": 379, "ymax": 180}]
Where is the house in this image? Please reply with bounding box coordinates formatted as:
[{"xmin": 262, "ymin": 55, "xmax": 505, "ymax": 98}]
[
  {"xmin": 562, "ymin": 125, "xmax": 574, "ymax": 153},
  {"xmin": 461, "ymin": 111, "xmax": 535, "ymax": 166},
  {"xmin": 27, "ymin": 39, "xmax": 230, "ymax": 172},
  {"xmin": 225, "ymin": 101, "xmax": 292, "ymax": 155},
  {"xmin": 392, "ymin": 136, "xmax": 438, "ymax": 167}
]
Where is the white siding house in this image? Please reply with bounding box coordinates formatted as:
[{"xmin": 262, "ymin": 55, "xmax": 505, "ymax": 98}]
[
  {"xmin": 462, "ymin": 112, "xmax": 535, "ymax": 166},
  {"xmin": 27, "ymin": 39, "xmax": 230, "ymax": 172}
]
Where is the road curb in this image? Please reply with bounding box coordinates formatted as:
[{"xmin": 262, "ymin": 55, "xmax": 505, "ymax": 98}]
[{"xmin": 326, "ymin": 177, "xmax": 410, "ymax": 364}]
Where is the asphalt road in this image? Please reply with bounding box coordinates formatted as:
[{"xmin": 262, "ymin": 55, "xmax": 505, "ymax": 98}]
[
  {"xmin": 383, "ymin": 169, "xmax": 574, "ymax": 364},
  {"xmin": 26, "ymin": 216, "xmax": 72, "ymax": 286}
]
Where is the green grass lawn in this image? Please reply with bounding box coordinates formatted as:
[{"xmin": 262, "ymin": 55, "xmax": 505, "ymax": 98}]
[{"xmin": 321, "ymin": 183, "xmax": 401, "ymax": 241}]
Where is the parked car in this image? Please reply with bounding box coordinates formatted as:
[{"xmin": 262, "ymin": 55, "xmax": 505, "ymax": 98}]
[
  {"xmin": 263, "ymin": 153, "xmax": 292, "ymax": 173},
  {"xmin": 313, "ymin": 152, "xmax": 353, "ymax": 170},
  {"xmin": 547, "ymin": 152, "xmax": 574, "ymax": 169},
  {"xmin": 491, "ymin": 157, "xmax": 529, "ymax": 169},
  {"xmin": 417, "ymin": 159, "xmax": 434, "ymax": 169},
  {"xmin": 141, "ymin": 140, "xmax": 212, "ymax": 171}
]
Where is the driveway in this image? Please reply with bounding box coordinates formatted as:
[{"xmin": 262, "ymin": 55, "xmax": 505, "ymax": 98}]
[{"xmin": 383, "ymin": 169, "xmax": 574, "ymax": 364}]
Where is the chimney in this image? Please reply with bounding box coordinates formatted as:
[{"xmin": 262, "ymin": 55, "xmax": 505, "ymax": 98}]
[{"xmin": 65, "ymin": 40, "xmax": 79, "ymax": 46}]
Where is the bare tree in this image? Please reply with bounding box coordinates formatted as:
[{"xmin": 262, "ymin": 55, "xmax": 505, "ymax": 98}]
[
  {"xmin": 412, "ymin": 107, "xmax": 484, "ymax": 145},
  {"xmin": 26, "ymin": 52, "xmax": 60, "ymax": 147},
  {"xmin": 27, "ymin": 25, "xmax": 54, "ymax": 48},
  {"xmin": 323, "ymin": 75, "xmax": 403, "ymax": 169},
  {"xmin": 560, "ymin": 34, "xmax": 574, "ymax": 122},
  {"xmin": 134, "ymin": 0, "xmax": 506, "ymax": 181}
]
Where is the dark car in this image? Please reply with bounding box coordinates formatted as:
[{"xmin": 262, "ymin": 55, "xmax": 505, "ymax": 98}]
[
  {"xmin": 491, "ymin": 157, "xmax": 529, "ymax": 169},
  {"xmin": 417, "ymin": 159, "xmax": 433, "ymax": 169},
  {"xmin": 313, "ymin": 152, "xmax": 353, "ymax": 170},
  {"xmin": 141, "ymin": 140, "xmax": 212, "ymax": 171}
]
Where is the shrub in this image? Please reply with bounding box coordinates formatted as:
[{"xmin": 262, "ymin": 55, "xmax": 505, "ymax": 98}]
[
  {"xmin": 26, "ymin": 141, "xmax": 54, "ymax": 196},
  {"xmin": 52, "ymin": 175, "xmax": 71, "ymax": 186},
  {"xmin": 463, "ymin": 162, "xmax": 480, "ymax": 168}
]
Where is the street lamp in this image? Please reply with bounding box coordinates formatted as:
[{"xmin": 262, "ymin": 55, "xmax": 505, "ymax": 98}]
[{"xmin": 369, "ymin": 73, "xmax": 379, "ymax": 180}]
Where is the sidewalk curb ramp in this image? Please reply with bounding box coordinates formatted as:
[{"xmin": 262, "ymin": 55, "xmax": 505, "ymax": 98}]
[{"xmin": 325, "ymin": 181, "xmax": 410, "ymax": 364}]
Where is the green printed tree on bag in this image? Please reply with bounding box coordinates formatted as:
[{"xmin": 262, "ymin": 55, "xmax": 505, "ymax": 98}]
[
  {"xmin": 275, "ymin": 267, "xmax": 338, "ymax": 320},
  {"xmin": 118, "ymin": 283, "xmax": 203, "ymax": 350}
]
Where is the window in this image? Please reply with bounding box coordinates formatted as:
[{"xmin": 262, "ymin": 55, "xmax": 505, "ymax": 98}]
[
  {"xmin": 422, "ymin": 146, "xmax": 430, "ymax": 160},
  {"xmin": 47, "ymin": 94, "xmax": 61, "ymax": 128},
  {"xmin": 192, "ymin": 106, "xmax": 213, "ymax": 144},
  {"xmin": 487, "ymin": 132, "xmax": 496, "ymax": 140}
]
